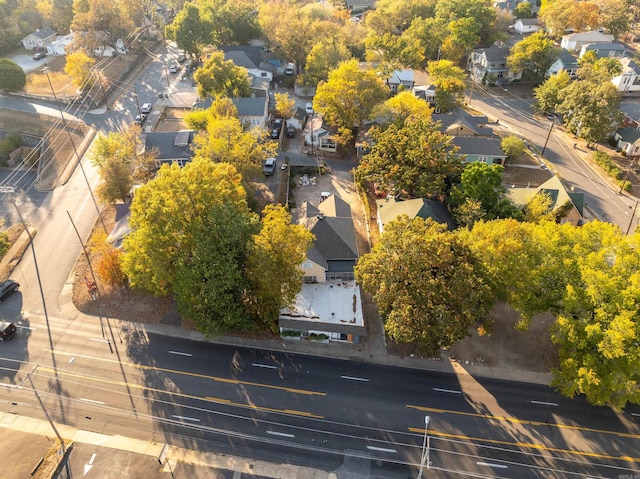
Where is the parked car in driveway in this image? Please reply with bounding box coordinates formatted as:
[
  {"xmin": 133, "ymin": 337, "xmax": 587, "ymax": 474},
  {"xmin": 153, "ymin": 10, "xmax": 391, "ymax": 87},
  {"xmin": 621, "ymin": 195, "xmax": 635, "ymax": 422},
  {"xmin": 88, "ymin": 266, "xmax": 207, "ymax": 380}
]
[
  {"xmin": 33, "ymin": 51, "xmax": 46, "ymax": 60},
  {"xmin": 140, "ymin": 103, "xmax": 152, "ymax": 114},
  {"xmin": 286, "ymin": 126, "xmax": 296, "ymax": 138},
  {"xmin": 0, "ymin": 279, "xmax": 19, "ymax": 303},
  {"xmin": 305, "ymin": 103, "xmax": 314, "ymax": 115},
  {"xmin": 134, "ymin": 113, "xmax": 147, "ymax": 125},
  {"xmin": 270, "ymin": 128, "xmax": 280, "ymax": 139},
  {"xmin": 263, "ymin": 158, "xmax": 277, "ymax": 176}
]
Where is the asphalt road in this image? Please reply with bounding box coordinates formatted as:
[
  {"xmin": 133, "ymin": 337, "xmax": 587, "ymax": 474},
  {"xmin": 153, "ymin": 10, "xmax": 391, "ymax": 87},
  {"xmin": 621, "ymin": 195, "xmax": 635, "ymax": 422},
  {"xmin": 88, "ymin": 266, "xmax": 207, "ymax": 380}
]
[
  {"xmin": 2, "ymin": 313, "xmax": 639, "ymax": 478},
  {"xmin": 468, "ymin": 84, "xmax": 639, "ymax": 232}
]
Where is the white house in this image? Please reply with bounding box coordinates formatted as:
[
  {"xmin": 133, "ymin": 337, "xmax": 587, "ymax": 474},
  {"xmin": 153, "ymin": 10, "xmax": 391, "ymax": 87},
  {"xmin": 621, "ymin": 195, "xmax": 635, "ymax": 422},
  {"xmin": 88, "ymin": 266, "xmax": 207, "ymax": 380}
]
[
  {"xmin": 304, "ymin": 115, "xmax": 337, "ymax": 153},
  {"xmin": 546, "ymin": 49, "xmax": 580, "ymax": 78},
  {"xmin": 613, "ymin": 128, "xmax": 640, "ymax": 157},
  {"xmin": 561, "ymin": 31, "xmax": 614, "ymax": 52},
  {"xmin": 611, "ymin": 57, "xmax": 640, "ymax": 95},
  {"xmin": 514, "ymin": 18, "xmax": 542, "ymax": 35},
  {"xmin": 21, "ymin": 27, "xmax": 57, "ymax": 51},
  {"xmin": 386, "ymin": 69, "xmax": 429, "ymax": 94},
  {"xmin": 46, "ymin": 33, "xmax": 74, "ymax": 56}
]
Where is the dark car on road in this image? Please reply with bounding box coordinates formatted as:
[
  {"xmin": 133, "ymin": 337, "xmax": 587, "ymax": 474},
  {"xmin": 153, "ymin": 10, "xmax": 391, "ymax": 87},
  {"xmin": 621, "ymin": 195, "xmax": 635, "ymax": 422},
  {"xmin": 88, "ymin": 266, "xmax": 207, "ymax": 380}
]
[
  {"xmin": 286, "ymin": 126, "xmax": 296, "ymax": 138},
  {"xmin": 263, "ymin": 158, "xmax": 277, "ymax": 176},
  {"xmin": 0, "ymin": 321, "xmax": 17, "ymax": 341},
  {"xmin": 0, "ymin": 279, "xmax": 19, "ymax": 303},
  {"xmin": 270, "ymin": 128, "xmax": 280, "ymax": 139},
  {"xmin": 33, "ymin": 51, "xmax": 46, "ymax": 60},
  {"xmin": 134, "ymin": 113, "xmax": 147, "ymax": 125}
]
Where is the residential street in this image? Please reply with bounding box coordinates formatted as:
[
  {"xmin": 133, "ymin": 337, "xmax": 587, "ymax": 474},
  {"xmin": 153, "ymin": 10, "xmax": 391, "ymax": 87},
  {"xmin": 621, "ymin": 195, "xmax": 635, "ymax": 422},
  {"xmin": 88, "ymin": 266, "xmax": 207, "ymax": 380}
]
[{"xmin": 467, "ymin": 84, "xmax": 640, "ymax": 232}]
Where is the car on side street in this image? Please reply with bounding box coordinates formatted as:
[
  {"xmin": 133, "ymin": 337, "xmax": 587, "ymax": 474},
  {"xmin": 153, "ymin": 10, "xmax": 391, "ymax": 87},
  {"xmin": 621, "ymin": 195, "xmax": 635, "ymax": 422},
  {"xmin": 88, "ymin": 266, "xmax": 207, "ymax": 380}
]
[
  {"xmin": 33, "ymin": 51, "xmax": 46, "ymax": 60},
  {"xmin": 270, "ymin": 128, "xmax": 280, "ymax": 139},
  {"xmin": 0, "ymin": 279, "xmax": 19, "ymax": 303},
  {"xmin": 169, "ymin": 64, "xmax": 180, "ymax": 73},
  {"xmin": 263, "ymin": 157, "xmax": 277, "ymax": 176},
  {"xmin": 177, "ymin": 53, "xmax": 186, "ymax": 63},
  {"xmin": 140, "ymin": 103, "xmax": 152, "ymax": 114},
  {"xmin": 305, "ymin": 103, "xmax": 314, "ymax": 115},
  {"xmin": 0, "ymin": 321, "xmax": 17, "ymax": 341},
  {"xmin": 134, "ymin": 113, "xmax": 147, "ymax": 126},
  {"xmin": 286, "ymin": 126, "xmax": 296, "ymax": 138}
]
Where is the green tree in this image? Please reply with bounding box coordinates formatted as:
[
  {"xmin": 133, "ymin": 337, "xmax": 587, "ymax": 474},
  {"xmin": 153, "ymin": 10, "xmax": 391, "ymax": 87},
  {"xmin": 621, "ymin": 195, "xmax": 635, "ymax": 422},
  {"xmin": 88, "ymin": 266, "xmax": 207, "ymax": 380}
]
[
  {"xmin": 0, "ymin": 59, "xmax": 26, "ymax": 91},
  {"xmin": 402, "ymin": 16, "xmax": 447, "ymax": 64},
  {"xmin": 258, "ymin": 2, "xmax": 314, "ymax": 71},
  {"xmin": 507, "ymin": 32, "xmax": 559, "ymax": 80},
  {"xmin": 95, "ymin": 156, "xmax": 133, "ymax": 204},
  {"xmin": 557, "ymin": 79, "xmax": 622, "ymax": 143},
  {"xmin": 90, "ymin": 130, "xmax": 139, "ymax": 204},
  {"xmin": 200, "ymin": 0, "xmax": 260, "ymax": 46},
  {"xmin": 194, "ymin": 51, "xmax": 251, "ymax": 99},
  {"xmin": 274, "ymin": 92, "xmax": 296, "ymax": 121},
  {"xmin": 533, "ymin": 70, "xmax": 571, "ymax": 113},
  {"xmin": 514, "ymin": 1, "xmax": 533, "ymax": 18},
  {"xmin": 500, "ymin": 135, "xmax": 527, "ymax": 161},
  {"xmin": 191, "ymin": 106, "xmax": 277, "ymax": 181},
  {"xmin": 435, "ymin": 0, "xmax": 498, "ymax": 45},
  {"xmin": 538, "ymin": 0, "xmax": 575, "ymax": 37},
  {"xmin": 301, "ymin": 38, "xmax": 352, "ymax": 88},
  {"xmin": 64, "ymin": 51, "xmax": 95, "ymax": 89},
  {"xmin": 71, "ymin": 0, "xmax": 134, "ymax": 41},
  {"xmin": 364, "ymin": 32, "xmax": 425, "ymax": 70},
  {"xmin": 524, "ymin": 192, "xmax": 556, "ymax": 223},
  {"xmin": 440, "ymin": 17, "xmax": 481, "ymax": 63},
  {"xmin": 165, "ymin": 2, "xmax": 213, "ymax": 60},
  {"xmin": 122, "ymin": 160, "xmax": 259, "ymax": 334},
  {"xmin": 364, "ymin": 0, "xmax": 437, "ymax": 36},
  {"xmin": 374, "ymin": 90, "xmax": 433, "ymax": 125},
  {"xmin": 355, "ymin": 217, "xmax": 494, "ymax": 355},
  {"xmin": 245, "ymin": 205, "xmax": 315, "ymax": 328},
  {"xmin": 355, "ymin": 119, "xmax": 463, "ymax": 199},
  {"xmin": 598, "ymin": 0, "xmax": 632, "ymax": 36},
  {"xmin": 314, "ymin": 59, "xmax": 389, "ymax": 144},
  {"xmin": 449, "ymin": 162, "xmax": 516, "ymax": 220},
  {"xmin": 427, "ymin": 59, "xmax": 466, "ymax": 112}
]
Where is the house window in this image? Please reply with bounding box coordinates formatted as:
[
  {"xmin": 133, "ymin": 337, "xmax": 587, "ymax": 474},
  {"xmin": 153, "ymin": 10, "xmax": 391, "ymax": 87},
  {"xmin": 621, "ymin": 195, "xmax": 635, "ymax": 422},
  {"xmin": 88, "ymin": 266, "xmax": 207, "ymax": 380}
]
[
  {"xmin": 251, "ymin": 118, "xmax": 261, "ymax": 126},
  {"xmin": 302, "ymin": 276, "xmax": 317, "ymax": 283},
  {"xmin": 302, "ymin": 261, "xmax": 312, "ymax": 269},
  {"xmin": 478, "ymin": 156, "xmax": 488, "ymax": 163},
  {"xmin": 261, "ymin": 72, "xmax": 267, "ymax": 77}
]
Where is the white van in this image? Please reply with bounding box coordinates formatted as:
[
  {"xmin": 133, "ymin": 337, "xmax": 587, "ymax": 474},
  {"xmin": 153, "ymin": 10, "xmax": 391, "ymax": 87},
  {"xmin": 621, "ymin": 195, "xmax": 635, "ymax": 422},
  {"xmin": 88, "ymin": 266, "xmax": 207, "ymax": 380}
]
[{"xmin": 285, "ymin": 63, "xmax": 295, "ymax": 75}]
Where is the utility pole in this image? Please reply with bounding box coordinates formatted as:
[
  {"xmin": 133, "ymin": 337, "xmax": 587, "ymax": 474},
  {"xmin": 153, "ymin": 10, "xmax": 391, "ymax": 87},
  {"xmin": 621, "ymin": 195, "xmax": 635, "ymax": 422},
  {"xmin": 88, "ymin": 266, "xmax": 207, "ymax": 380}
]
[
  {"xmin": 626, "ymin": 200, "xmax": 639, "ymax": 235},
  {"xmin": 43, "ymin": 66, "xmax": 106, "ymax": 233},
  {"xmin": 541, "ymin": 115, "xmax": 555, "ymax": 156}
]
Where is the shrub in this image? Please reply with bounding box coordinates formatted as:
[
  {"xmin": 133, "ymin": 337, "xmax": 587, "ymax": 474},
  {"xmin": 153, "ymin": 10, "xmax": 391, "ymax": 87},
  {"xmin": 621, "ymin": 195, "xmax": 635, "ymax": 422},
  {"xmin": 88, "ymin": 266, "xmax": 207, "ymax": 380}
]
[
  {"xmin": 0, "ymin": 59, "xmax": 26, "ymax": 91},
  {"xmin": 593, "ymin": 151, "xmax": 623, "ymax": 180},
  {"xmin": 0, "ymin": 133, "xmax": 24, "ymax": 158},
  {"xmin": 281, "ymin": 329, "xmax": 301, "ymax": 337}
]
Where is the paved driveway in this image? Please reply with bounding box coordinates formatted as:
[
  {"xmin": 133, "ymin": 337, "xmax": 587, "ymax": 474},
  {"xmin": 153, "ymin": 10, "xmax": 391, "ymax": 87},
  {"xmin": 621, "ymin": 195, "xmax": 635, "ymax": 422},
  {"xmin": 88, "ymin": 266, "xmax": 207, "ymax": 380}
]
[{"xmin": 5, "ymin": 50, "xmax": 48, "ymax": 73}]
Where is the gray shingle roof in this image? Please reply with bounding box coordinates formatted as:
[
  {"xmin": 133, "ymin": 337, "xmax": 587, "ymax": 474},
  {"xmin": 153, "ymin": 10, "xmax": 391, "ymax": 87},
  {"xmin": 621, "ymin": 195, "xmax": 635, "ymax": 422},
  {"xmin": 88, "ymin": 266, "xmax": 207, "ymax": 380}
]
[
  {"xmin": 32, "ymin": 27, "xmax": 56, "ymax": 39},
  {"xmin": 477, "ymin": 44, "xmax": 511, "ymax": 62},
  {"xmin": 617, "ymin": 127, "xmax": 640, "ymax": 143},
  {"xmin": 144, "ymin": 131, "xmax": 195, "ymax": 160},
  {"xmin": 220, "ymin": 45, "xmax": 264, "ymax": 69},
  {"xmin": 307, "ymin": 216, "xmax": 359, "ymax": 262},
  {"xmin": 452, "ymin": 137, "xmax": 506, "ymax": 157},
  {"xmin": 557, "ymin": 49, "xmax": 579, "ymax": 67},
  {"xmin": 376, "ymin": 197, "xmax": 456, "ymax": 230},
  {"xmin": 231, "ymin": 97, "xmax": 266, "ymax": 117}
]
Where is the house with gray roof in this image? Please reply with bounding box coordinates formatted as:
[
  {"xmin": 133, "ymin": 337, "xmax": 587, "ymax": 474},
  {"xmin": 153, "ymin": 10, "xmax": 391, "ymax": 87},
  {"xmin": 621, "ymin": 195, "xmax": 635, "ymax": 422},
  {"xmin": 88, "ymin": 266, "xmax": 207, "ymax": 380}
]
[
  {"xmin": 437, "ymin": 108, "xmax": 493, "ymax": 137},
  {"xmin": 467, "ymin": 42, "xmax": 523, "ymax": 86},
  {"xmin": 144, "ymin": 130, "xmax": 195, "ymax": 168},
  {"xmin": 278, "ymin": 193, "xmax": 366, "ymax": 344},
  {"xmin": 612, "ymin": 57, "xmax": 640, "ymax": 95},
  {"xmin": 232, "ymin": 97, "xmax": 269, "ymax": 129},
  {"xmin": 579, "ymin": 42, "xmax": 626, "ymax": 59},
  {"xmin": 546, "ymin": 49, "xmax": 579, "ymax": 78},
  {"xmin": 219, "ymin": 45, "xmax": 275, "ymax": 81},
  {"xmin": 21, "ymin": 27, "xmax": 57, "ymax": 50},
  {"xmin": 344, "ymin": 0, "xmax": 376, "ymax": 12},
  {"xmin": 561, "ymin": 31, "xmax": 614, "ymax": 52},
  {"xmin": 376, "ymin": 196, "xmax": 456, "ymax": 233},
  {"xmin": 613, "ymin": 127, "xmax": 640, "ymax": 157},
  {"xmin": 452, "ymin": 137, "xmax": 507, "ymax": 165}
]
